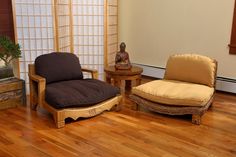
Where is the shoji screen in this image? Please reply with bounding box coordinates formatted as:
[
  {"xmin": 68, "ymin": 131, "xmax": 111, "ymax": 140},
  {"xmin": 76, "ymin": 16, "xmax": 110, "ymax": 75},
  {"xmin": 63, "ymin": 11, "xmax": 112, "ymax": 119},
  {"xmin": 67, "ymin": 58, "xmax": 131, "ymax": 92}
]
[
  {"xmin": 54, "ymin": 0, "xmax": 73, "ymax": 52},
  {"xmin": 14, "ymin": 0, "xmax": 54, "ymax": 92},
  {"xmin": 72, "ymin": 0, "xmax": 104, "ymax": 80},
  {"xmin": 107, "ymin": 0, "xmax": 118, "ymax": 65},
  {"xmin": 13, "ymin": 0, "xmax": 118, "ymax": 92}
]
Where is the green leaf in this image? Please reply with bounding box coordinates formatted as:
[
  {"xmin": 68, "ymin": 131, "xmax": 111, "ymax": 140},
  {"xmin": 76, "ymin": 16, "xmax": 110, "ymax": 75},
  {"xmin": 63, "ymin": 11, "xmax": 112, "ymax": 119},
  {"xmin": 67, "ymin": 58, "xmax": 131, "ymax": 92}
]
[{"xmin": 0, "ymin": 36, "xmax": 21, "ymax": 66}]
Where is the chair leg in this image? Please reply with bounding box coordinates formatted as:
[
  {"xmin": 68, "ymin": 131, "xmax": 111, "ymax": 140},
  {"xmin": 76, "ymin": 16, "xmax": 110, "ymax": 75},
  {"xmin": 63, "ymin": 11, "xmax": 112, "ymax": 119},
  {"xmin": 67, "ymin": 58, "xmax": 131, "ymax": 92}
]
[
  {"xmin": 53, "ymin": 113, "xmax": 65, "ymax": 128},
  {"xmin": 192, "ymin": 114, "xmax": 201, "ymax": 125},
  {"xmin": 30, "ymin": 96, "xmax": 38, "ymax": 110},
  {"xmin": 30, "ymin": 103, "xmax": 38, "ymax": 110},
  {"xmin": 29, "ymin": 80, "xmax": 38, "ymax": 110},
  {"xmin": 56, "ymin": 120, "xmax": 65, "ymax": 128},
  {"xmin": 133, "ymin": 103, "xmax": 140, "ymax": 111}
]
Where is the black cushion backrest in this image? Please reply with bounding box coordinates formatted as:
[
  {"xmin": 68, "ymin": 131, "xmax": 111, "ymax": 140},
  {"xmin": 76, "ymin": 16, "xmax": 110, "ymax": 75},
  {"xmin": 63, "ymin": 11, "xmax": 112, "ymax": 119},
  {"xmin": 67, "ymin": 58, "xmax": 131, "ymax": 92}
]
[{"xmin": 35, "ymin": 52, "xmax": 83, "ymax": 84}]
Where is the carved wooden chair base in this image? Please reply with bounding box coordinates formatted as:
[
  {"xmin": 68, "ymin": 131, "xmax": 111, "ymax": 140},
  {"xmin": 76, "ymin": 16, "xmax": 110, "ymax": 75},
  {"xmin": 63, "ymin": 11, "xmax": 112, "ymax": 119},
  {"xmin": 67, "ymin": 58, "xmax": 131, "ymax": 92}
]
[
  {"xmin": 130, "ymin": 94, "xmax": 214, "ymax": 125},
  {"xmin": 31, "ymin": 96, "xmax": 121, "ymax": 128}
]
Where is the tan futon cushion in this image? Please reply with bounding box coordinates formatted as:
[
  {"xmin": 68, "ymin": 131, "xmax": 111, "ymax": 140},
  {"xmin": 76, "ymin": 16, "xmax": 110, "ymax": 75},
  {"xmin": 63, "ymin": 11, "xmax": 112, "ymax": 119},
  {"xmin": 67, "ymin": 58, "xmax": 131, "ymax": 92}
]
[
  {"xmin": 164, "ymin": 54, "xmax": 216, "ymax": 87},
  {"xmin": 132, "ymin": 80, "xmax": 214, "ymax": 107}
]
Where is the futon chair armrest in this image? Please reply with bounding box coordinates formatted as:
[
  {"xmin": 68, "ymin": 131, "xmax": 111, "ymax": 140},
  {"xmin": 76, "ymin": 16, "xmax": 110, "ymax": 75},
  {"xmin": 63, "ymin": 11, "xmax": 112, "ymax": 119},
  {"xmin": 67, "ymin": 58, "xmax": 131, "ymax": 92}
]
[
  {"xmin": 28, "ymin": 74, "xmax": 46, "ymax": 106},
  {"xmin": 82, "ymin": 68, "xmax": 98, "ymax": 79},
  {"xmin": 29, "ymin": 74, "xmax": 46, "ymax": 83}
]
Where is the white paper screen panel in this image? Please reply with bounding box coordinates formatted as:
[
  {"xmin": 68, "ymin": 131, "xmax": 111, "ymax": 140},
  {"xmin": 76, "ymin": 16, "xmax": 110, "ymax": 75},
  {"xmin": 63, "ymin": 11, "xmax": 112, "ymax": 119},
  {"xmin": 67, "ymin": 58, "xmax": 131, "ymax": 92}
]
[
  {"xmin": 72, "ymin": 0, "xmax": 104, "ymax": 80},
  {"xmin": 56, "ymin": 0, "xmax": 71, "ymax": 52},
  {"xmin": 14, "ymin": 0, "xmax": 54, "ymax": 93},
  {"xmin": 107, "ymin": 0, "xmax": 118, "ymax": 65}
]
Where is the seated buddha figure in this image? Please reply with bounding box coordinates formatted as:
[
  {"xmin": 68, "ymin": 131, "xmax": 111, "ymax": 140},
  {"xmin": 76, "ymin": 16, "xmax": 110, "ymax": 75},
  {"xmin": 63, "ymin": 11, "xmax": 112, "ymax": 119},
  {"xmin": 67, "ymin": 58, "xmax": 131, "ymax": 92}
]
[{"xmin": 115, "ymin": 42, "xmax": 131, "ymax": 70}]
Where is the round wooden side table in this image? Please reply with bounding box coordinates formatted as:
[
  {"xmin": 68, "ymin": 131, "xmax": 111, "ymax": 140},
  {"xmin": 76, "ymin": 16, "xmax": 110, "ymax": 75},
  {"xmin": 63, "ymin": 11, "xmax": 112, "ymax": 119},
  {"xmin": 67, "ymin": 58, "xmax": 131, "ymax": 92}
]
[{"xmin": 104, "ymin": 66, "xmax": 143, "ymax": 90}]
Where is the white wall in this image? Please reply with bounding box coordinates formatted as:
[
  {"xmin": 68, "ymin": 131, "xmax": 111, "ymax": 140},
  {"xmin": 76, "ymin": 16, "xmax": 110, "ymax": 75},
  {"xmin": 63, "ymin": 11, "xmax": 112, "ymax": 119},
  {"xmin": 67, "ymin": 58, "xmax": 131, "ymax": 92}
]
[{"xmin": 119, "ymin": 0, "xmax": 236, "ymax": 79}]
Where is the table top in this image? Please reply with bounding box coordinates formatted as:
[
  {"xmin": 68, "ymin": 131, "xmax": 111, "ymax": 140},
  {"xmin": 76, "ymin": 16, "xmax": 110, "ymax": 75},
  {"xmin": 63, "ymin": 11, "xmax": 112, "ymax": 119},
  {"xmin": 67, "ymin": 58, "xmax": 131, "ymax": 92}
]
[
  {"xmin": 0, "ymin": 77, "xmax": 24, "ymax": 85},
  {"xmin": 104, "ymin": 65, "xmax": 143, "ymax": 76}
]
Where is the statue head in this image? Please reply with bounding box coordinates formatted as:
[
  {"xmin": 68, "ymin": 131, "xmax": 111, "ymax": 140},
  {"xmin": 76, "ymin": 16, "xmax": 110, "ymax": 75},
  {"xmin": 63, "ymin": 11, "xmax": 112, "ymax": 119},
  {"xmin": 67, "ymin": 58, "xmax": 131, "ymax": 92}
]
[{"xmin": 120, "ymin": 42, "xmax": 126, "ymax": 52}]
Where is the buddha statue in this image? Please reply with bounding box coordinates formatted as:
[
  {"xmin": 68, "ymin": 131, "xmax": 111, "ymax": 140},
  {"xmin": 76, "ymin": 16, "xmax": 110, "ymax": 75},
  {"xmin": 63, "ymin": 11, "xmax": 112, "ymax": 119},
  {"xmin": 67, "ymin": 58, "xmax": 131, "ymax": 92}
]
[{"xmin": 115, "ymin": 42, "xmax": 131, "ymax": 70}]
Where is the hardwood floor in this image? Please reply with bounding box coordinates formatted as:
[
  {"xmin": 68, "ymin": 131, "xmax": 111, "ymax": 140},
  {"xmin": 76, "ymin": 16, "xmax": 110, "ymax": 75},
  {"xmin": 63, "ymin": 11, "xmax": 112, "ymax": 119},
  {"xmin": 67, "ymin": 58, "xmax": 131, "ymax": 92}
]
[{"xmin": 0, "ymin": 78, "xmax": 236, "ymax": 157}]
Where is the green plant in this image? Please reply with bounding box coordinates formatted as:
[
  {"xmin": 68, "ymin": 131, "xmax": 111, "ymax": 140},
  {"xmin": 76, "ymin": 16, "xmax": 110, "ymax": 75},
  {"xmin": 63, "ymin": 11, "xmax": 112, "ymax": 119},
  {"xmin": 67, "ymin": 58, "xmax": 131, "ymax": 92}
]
[{"xmin": 0, "ymin": 36, "xmax": 21, "ymax": 66}]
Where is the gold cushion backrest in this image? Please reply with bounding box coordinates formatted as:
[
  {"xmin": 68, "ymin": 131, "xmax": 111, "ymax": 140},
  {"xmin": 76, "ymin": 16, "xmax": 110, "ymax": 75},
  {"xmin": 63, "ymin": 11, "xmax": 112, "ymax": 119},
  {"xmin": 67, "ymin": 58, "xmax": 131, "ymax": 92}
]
[{"xmin": 164, "ymin": 54, "xmax": 217, "ymax": 87}]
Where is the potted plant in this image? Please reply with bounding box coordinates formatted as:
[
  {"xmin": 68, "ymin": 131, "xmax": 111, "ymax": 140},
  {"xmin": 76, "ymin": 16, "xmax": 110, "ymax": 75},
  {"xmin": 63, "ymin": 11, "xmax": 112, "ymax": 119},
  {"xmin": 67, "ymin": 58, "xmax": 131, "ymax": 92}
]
[{"xmin": 0, "ymin": 36, "xmax": 21, "ymax": 80}]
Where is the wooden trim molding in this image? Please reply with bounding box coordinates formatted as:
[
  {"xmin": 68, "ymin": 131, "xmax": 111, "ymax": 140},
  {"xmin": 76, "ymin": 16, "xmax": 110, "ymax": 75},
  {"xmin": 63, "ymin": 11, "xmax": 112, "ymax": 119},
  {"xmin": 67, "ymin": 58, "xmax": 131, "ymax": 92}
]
[
  {"xmin": 52, "ymin": 0, "xmax": 59, "ymax": 51},
  {"xmin": 104, "ymin": 0, "xmax": 108, "ymax": 68},
  {"xmin": 69, "ymin": 0, "xmax": 74, "ymax": 53},
  {"xmin": 11, "ymin": 0, "xmax": 20, "ymax": 78},
  {"xmin": 229, "ymin": 0, "xmax": 236, "ymax": 54}
]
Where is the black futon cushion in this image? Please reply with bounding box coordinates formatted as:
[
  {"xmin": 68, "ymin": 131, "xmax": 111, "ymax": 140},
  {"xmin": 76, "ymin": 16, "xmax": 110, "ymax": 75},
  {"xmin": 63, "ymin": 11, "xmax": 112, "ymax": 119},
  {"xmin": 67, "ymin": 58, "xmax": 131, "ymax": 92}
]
[
  {"xmin": 45, "ymin": 79, "xmax": 120, "ymax": 109},
  {"xmin": 35, "ymin": 52, "xmax": 83, "ymax": 84}
]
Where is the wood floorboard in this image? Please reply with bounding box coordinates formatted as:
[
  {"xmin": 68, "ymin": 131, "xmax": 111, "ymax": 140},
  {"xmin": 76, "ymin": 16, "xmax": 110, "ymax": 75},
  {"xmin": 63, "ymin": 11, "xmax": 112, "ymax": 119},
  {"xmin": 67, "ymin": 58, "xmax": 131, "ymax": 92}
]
[{"xmin": 0, "ymin": 77, "xmax": 235, "ymax": 157}]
